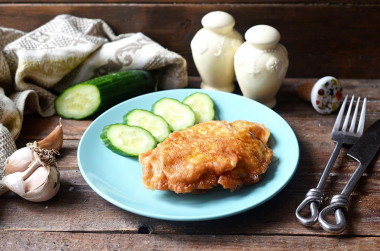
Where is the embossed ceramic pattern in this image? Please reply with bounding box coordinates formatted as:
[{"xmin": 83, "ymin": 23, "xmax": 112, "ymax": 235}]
[
  {"xmin": 191, "ymin": 11, "xmax": 243, "ymax": 92},
  {"xmin": 234, "ymin": 25, "xmax": 289, "ymax": 108},
  {"xmin": 311, "ymin": 76, "xmax": 343, "ymax": 114},
  {"xmin": 78, "ymin": 89, "xmax": 299, "ymax": 221}
]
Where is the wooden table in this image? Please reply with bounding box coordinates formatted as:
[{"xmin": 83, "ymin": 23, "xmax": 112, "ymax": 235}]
[{"xmin": 1, "ymin": 78, "xmax": 379, "ymax": 250}]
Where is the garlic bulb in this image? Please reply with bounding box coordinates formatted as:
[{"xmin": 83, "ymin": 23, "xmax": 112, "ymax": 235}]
[
  {"xmin": 3, "ymin": 149, "xmax": 60, "ymax": 202},
  {"xmin": 0, "ymin": 120, "xmax": 63, "ymax": 201}
]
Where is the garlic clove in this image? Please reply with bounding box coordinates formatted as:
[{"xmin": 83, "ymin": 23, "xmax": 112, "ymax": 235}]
[
  {"xmin": 4, "ymin": 147, "xmax": 34, "ymax": 175},
  {"xmin": 23, "ymin": 164, "xmax": 60, "ymax": 202},
  {"xmin": 3, "ymin": 172, "xmax": 26, "ymax": 196},
  {"xmin": 37, "ymin": 118, "xmax": 63, "ymax": 151},
  {"xmin": 3, "ymin": 151, "xmax": 42, "ymax": 197},
  {"xmin": 24, "ymin": 165, "xmax": 49, "ymax": 193}
]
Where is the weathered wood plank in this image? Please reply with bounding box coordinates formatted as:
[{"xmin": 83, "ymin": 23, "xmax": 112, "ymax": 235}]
[
  {"xmin": 0, "ymin": 4, "xmax": 379, "ymax": 78},
  {"xmin": 1, "ymin": 231, "xmax": 379, "ymax": 251},
  {"xmin": 1, "ymin": 167, "xmax": 379, "ymax": 235},
  {"xmin": 2, "ymin": 0, "xmax": 379, "ymax": 3}
]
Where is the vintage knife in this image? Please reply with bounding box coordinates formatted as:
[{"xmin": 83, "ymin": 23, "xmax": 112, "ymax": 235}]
[{"xmin": 318, "ymin": 119, "xmax": 380, "ymax": 233}]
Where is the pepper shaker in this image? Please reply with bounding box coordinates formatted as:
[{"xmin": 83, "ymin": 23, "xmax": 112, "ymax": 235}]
[
  {"xmin": 234, "ymin": 25, "xmax": 289, "ymax": 108},
  {"xmin": 191, "ymin": 11, "xmax": 243, "ymax": 92}
]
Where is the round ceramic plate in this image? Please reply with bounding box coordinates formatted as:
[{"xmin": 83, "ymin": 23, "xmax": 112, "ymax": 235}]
[{"xmin": 78, "ymin": 89, "xmax": 299, "ymax": 221}]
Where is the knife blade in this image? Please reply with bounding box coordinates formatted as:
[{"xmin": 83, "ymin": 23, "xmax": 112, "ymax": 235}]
[{"xmin": 347, "ymin": 119, "xmax": 380, "ymax": 167}]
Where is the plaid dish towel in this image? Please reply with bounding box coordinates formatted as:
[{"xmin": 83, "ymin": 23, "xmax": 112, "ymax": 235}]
[{"xmin": 0, "ymin": 14, "xmax": 187, "ymax": 171}]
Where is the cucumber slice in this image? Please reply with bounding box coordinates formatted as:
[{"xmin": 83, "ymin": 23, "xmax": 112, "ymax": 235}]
[
  {"xmin": 123, "ymin": 109, "xmax": 171, "ymax": 142},
  {"xmin": 183, "ymin": 92, "xmax": 215, "ymax": 123},
  {"xmin": 100, "ymin": 124, "xmax": 157, "ymax": 157},
  {"xmin": 152, "ymin": 98, "xmax": 195, "ymax": 131}
]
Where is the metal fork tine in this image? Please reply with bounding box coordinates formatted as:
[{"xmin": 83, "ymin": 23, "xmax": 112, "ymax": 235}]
[
  {"xmin": 349, "ymin": 97, "xmax": 360, "ymax": 133},
  {"xmin": 342, "ymin": 96, "xmax": 355, "ymax": 131},
  {"xmin": 333, "ymin": 95, "xmax": 348, "ymax": 132},
  {"xmin": 357, "ymin": 97, "xmax": 367, "ymax": 134}
]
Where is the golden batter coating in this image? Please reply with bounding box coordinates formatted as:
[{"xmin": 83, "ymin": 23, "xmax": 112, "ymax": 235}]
[{"xmin": 139, "ymin": 120, "xmax": 273, "ymax": 193}]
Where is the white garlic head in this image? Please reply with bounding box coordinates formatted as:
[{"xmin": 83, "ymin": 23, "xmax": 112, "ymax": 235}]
[{"xmin": 2, "ymin": 146, "xmax": 60, "ymax": 202}]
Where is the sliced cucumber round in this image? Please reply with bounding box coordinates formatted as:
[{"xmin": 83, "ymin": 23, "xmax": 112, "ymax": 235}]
[
  {"xmin": 183, "ymin": 92, "xmax": 215, "ymax": 123},
  {"xmin": 152, "ymin": 98, "xmax": 195, "ymax": 131},
  {"xmin": 100, "ymin": 124, "xmax": 157, "ymax": 157},
  {"xmin": 123, "ymin": 109, "xmax": 171, "ymax": 142}
]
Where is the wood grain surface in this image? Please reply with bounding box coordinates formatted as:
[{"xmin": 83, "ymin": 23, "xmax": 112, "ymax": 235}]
[
  {"xmin": 0, "ymin": 2, "xmax": 379, "ymax": 78},
  {"xmin": 0, "ymin": 1, "xmax": 379, "ymax": 249},
  {"xmin": 0, "ymin": 79, "xmax": 379, "ymax": 250}
]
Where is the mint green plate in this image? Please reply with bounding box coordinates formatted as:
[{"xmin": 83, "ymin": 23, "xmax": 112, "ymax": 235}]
[{"xmin": 78, "ymin": 89, "xmax": 299, "ymax": 221}]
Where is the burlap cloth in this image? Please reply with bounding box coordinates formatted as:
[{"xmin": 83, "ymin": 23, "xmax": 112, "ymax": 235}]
[{"xmin": 0, "ymin": 14, "xmax": 188, "ymax": 177}]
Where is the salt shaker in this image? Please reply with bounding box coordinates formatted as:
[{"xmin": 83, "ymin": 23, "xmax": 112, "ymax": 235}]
[
  {"xmin": 234, "ymin": 25, "xmax": 289, "ymax": 108},
  {"xmin": 191, "ymin": 11, "xmax": 243, "ymax": 92}
]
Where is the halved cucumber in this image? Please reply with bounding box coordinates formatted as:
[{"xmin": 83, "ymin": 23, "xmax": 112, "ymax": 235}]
[
  {"xmin": 100, "ymin": 124, "xmax": 157, "ymax": 157},
  {"xmin": 183, "ymin": 92, "xmax": 215, "ymax": 123},
  {"xmin": 123, "ymin": 109, "xmax": 171, "ymax": 142},
  {"xmin": 55, "ymin": 84, "xmax": 101, "ymax": 120},
  {"xmin": 55, "ymin": 70, "xmax": 155, "ymax": 120},
  {"xmin": 152, "ymin": 98, "xmax": 195, "ymax": 131}
]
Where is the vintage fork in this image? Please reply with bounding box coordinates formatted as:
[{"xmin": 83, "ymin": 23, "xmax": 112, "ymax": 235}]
[{"xmin": 295, "ymin": 95, "xmax": 367, "ymax": 226}]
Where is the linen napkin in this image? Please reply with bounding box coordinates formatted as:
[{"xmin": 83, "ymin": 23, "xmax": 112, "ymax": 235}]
[{"xmin": 0, "ymin": 14, "xmax": 188, "ymax": 172}]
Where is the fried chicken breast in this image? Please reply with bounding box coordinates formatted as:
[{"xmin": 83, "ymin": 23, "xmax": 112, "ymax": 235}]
[{"xmin": 139, "ymin": 120, "xmax": 273, "ymax": 193}]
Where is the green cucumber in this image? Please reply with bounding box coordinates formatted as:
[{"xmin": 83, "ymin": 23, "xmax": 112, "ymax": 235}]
[
  {"xmin": 55, "ymin": 70, "xmax": 156, "ymax": 119},
  {"xmin": 123, "ymin": 109, "xmax": 171, "ymax": 142},
  {"xmin": 152, "ymin": 98, "xmax": 195, "ymax": 131},
  {"xmin": 100, "ymin": 124, "xmax": 157, "ymax": 157},
  {"xmin": 183, "ymin": 92, "xmax": 215, "ymax": 123}
]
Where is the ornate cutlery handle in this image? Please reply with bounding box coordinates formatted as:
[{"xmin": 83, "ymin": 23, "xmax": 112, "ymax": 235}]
[
  {"xmin": 295, "ymin": 188, "xmax": 323, "ymax": 225},
  {"xmin": 318, "ymin": 194, "xmax": 348, "ymax": 233},
  {"xmin": 295, "ymin": 142, "xmax": 342, "ymax": 226},
  {"xmin": 319, "ymin": 162, "xmax": 368, "ymax": 233}
]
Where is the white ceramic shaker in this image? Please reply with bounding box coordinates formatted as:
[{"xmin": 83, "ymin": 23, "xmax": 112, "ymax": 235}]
[
  {"xmin": 191, "ymin": 11, "xmax": 243, "ymax": 92},
  {"xmin": 234, "ymin": 25, "xmax": 289, "ymax": 108}
]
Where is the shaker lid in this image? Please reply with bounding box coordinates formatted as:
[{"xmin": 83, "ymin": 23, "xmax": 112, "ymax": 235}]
[
  {"xmin": 201, "ymin": 11, "xmax": 235, "ymax": 34},
  {"xmin": 245, "ymin": 25, "xmax": 281, "ymax": 48},
  {"xmin": 310, "ymin": 76, "xmax": 343, "ymax": 114}
]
